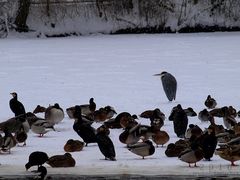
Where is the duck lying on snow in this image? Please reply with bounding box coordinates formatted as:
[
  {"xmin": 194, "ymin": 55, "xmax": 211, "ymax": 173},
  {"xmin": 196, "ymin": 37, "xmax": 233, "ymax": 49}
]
[{"xmin": 47, "ymin": 153, "xmax": 76, "ymax": 167}]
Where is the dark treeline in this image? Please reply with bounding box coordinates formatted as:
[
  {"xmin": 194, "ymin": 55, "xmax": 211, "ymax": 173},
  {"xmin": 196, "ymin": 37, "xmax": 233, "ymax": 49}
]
[{"xmin": 1, "ymin": 0, "xmax": 240, "ymax": 36}]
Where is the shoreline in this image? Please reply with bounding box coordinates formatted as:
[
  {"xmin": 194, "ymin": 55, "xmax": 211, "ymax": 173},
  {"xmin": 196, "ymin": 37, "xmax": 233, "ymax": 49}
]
[
  {"xmin": 0, "ymin": 174, "xmax": 240, "ymax": 180},
  {"xmin": 0, "ymin": 164, "xmax": 240, "ymax": 178}
]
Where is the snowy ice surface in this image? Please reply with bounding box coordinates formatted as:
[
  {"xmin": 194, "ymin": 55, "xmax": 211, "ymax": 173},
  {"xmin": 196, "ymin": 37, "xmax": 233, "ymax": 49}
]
[{"xmin": 0, "ymin": 32, "xmax": 240, "ymax": 176}]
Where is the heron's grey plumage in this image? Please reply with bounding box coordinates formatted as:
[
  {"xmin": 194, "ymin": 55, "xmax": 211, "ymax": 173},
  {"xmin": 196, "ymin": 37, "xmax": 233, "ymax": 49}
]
[{"xmin": 154, "ymin": 71, "xmax": 177, "ymax": 101}]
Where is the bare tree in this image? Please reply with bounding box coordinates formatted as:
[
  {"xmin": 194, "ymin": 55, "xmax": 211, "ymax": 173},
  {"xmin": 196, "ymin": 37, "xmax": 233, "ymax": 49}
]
[{"xmin": 14, "ymin": 0, "xmax": 30, "ymax": 32}]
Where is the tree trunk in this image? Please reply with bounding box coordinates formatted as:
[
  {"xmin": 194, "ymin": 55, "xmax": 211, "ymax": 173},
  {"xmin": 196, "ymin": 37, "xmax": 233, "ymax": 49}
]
[{"xmin": 14, "ymin": 0, "xmax": 31, "ymax": 32}]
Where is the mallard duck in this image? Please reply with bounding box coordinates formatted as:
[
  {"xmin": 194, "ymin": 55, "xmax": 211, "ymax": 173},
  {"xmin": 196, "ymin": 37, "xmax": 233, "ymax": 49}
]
[
  {"xmin": 233, "ymin": 122, "xmax": 240, "ymax": 135},
  {"xmin": 139, "ymin": 109, "xmax": 154, "ymax": 118},
  {"xmin": 198, "ymin": 109, "xmax": 212, "ymax": 122},
  {"xmin": 33, "ymin": 105, "xmax": 46, "ymax": 114},
  {"xmin": 149, "ymin": 109, "xmax": 165, "ymax": 130},
  {"xmin": 97, "ymin": 125, "xmax": 110, "ymax": 136},
  {"xmin": 119, "ymin": 124, "xmax": 141, "ymax": 145},
  {"xmin": 152, "ymin": 129, "xmax": 170, "ymax": 147},
  {"xmin": 184, "ymin": 107, "xmax": 197, "ymax": 117},
  {"xmin": 66, "ymin": 106, "xmax": 75, "ymax": 119},
  {"xmin": 15, "ymin": 126, "xmax": 28, "ymax": 146},
  {"xmin": 204, "ymin": 95, "xmax": 217, "ymax": 109},
  {"xmin": 0, "ymin": 113, "xmax": 29, "ymax": 133},
  {"xmin": 64, "ymin": 139, "xmax": 84, "ymax": 152},
  {"xmin": 139, "ymin": 109, "xmax": 165, "ymax": 129},
  {"xmin": 228, "ymin": 106, "xmax": 237, "ymax": 118},
  {"xmin": 66, "ymin": 98, "xmax": 96, "ymax": 119},
  {"xmin": 220, "ymin": 107, "xmax": 236, "ymax": 129},
  {"xmin": 91, "ymin": 108, "xmax": 108, "ymax": 122},
  {"xmin": 223, "ymin": 116, "xmax": 237, "ymax": 130},
  {"xmin": 47, "ymin": 153, "xmax": 76, "ymax": 167},
  {"xmin": 209, "ymin": 107, "xmax": 226, "ymax": 117},
  {"xmin": 136, "ymin": 124, "xmax": 155, "ymax": 141},
  {"xmin": 45, "ymin": 103, "xmax": 64, "ymax": 125},
  {"xmin": 165, "ymin": 139, "xmax": 189, "ymax": 157},
  {"xmin": 223, "ymin": 136, "xmax": 240, "ymax": 146},
  {"xmin": 215, "ymin": 145, "xmax": 240, "ymax": 166},
  {"xmin": 178, "ymin": 142, "xmax": 204, "ymax": 167},
  {"xmin": 104, "ymin": 106, "xmax": 117, "ymax": 119},
  {"xmin": 209, "ymin": 106, "xmax": 236, "ymax": 118},
  {"xmin": 9, "ymin": 92, "xmax": 26, "ymax": 117},
  {"xmin": 104, "ymin": 118, "xmax": 122, "ymax": 129},
  {"xmin": 208, "ymin": 117, "xmax": 225, "ymax": 135},
  {"xmin": 111, "ymin": 112, "xmax": 132, "ymax": 128},
  {"xmin": 79, "ymin": 97, "xmax": 96, "ymax": 116},
  {"xmin": 25, "ymin": 151, "xmax": 49, "ymax": 170},
  {"xmin": 139, "ymin": 108, "xmax": 166, "ymax": 120},
  {"xmin": 127, "ymin": 140, "xmax": 155, "ymax": 159},
  {"xmin": 1, "ymin": 129, "xmax": 17, "ymax": 153},
  {"xmin": 238, "ymin": 110, "xmax": 240, "ymax": 118},
  {"xmin": 120, "ymin": 114, "xmax": 138, "ymax": 129},
  {"xmin": 93, "ymin": 106, "xmax": 117, "ymax": 122},
  {"xmin": 22, "ymin": 112, "xmax": 41, "ymax": 127},
  {"xmin": 31, "ymin": 120, "xmax": 55, "ymax": 137},
  {"xmin": 0, "ymin": 134, "xmax": 3, "ymax": 147},
  {"xmin": 185, "ymin": 124, "xmax": 203, "ymax": 139},
  {"xmin": 185, "ymin": 124, "xmax": 195, "ymax": 139},
  {"xmin": 216, "ymin": 129, "xmax": 237, "ymax": 144},
  {"xmin": 103, "ymin": 111, "xmax": 129, "ymax": 129}
]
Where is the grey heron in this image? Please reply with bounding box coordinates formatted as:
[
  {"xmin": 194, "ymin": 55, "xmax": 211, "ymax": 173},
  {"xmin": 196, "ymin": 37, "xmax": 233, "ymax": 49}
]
[{"xmin": 154, "ymin": 71, "xmax": 177, "ymax": 101}]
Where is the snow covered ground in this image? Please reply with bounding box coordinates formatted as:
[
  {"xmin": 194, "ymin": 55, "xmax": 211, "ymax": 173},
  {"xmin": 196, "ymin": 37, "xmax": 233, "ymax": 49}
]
[{"xmin": 1, "ymin": 32, "xmax": 240, "ymax": 177}]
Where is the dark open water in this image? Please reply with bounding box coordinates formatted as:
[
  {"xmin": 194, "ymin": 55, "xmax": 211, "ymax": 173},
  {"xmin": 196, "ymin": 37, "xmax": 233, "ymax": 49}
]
[{"xmin": 0, "ymin": 174, "xmax": 240, "ymax": 180}]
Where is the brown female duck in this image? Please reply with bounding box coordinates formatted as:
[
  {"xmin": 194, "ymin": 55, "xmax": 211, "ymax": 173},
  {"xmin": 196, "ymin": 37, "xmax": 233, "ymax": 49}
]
[
  {"xmin": 64, "ymin": 139, "xmax": 84, "ymax": 152},
  {"xmin": 215, "ymin": 145, "xmax": 240, "ymax": 166},
  {"xmin": 47, "ymin": 153, "xmax": 76, "ymax": 167},
  {"xmin": 152, "ymin": 129, "xmax": 170, "ymax": 147}
]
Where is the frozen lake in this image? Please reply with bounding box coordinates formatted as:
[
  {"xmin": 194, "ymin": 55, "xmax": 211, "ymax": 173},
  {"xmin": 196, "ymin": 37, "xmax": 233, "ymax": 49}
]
[{"xmin": 1, "ymin": 32, "xmax": 240, "ymax": 177}]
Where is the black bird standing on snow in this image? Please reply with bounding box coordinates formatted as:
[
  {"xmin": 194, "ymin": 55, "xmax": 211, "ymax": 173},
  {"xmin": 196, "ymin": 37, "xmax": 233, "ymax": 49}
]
[
  {"xmin": 198, "ymin": 127, "xmax": 217, "ymax": 161},
  {"xmin": 25, "ymin": 151, "xmax": 49, "ymax": 170},
  {"xmin": 34, "ymin": 165, "xmax": 47, "ymax": 180},
  {"xmin": 9, "ymin": 92, "xmax": 26, "ymax": 117},
  {"xmin": 73, "ymin": 105, "xmax": 97, "ymax": 146},
  {"xmin": 96, "ymin": 125, "xmax": 116, "ymax": 161},
  {"xmin": 154, "ymin": 71, "xmax": 177, "ymax": 101},
  {"xmin": 172, "ymin": 104, "xmax": 188, "ymax": 138}
]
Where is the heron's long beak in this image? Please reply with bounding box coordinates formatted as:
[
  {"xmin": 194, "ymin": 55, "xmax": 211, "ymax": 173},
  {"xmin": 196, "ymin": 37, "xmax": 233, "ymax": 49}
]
[{"xmin": 153, "ymin": 73, "xmax": 161, "ymax": 76}]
